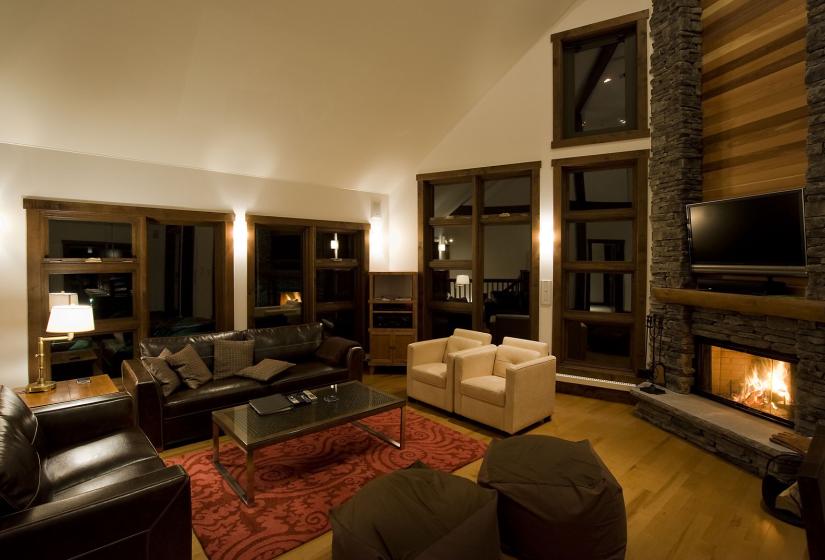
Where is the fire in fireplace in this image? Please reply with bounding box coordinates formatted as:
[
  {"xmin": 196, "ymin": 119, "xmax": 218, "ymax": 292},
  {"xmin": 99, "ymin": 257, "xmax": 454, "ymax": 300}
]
[{"xmin": 695, "ymin": 338, "xmax": 796, "ymax": 426}]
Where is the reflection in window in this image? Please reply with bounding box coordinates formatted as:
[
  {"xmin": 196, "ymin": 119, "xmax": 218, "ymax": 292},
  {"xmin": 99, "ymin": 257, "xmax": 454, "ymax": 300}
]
[
  {"xmin": 48, "ymin": 220, "xmax": 132, "ymax": 259},
  {"xmin": 483, "ymin": 224, "xmax": 530, "ymax": 336},
  {"xmin": 567, "ymin": 272, "xmax": 632, "ymax": 313},
  {"xmin": 50, "ymin": 331, "xmax": 134, "ymax": 380},
  {"xmin": 255, "ymin": 226, "xmax": 303, "ymax": 326},
  {"xmin": 483, "ymin": 177, "xmax": 531, "ymax": 215},
  {"xmin": 567, "ymin": 221, "xmax": 633, "ymax": 261},
  {"xmin": 563, "ymin": 28, "xmax": 637, "ymax": 137},
  {"xmin": 432, "ymin": 226, "xmax": 472, "ymax": 260},
  {"xmin": 431, "ymin": 310, "xmax": 472, "ymax": 339},
  {"xmin": 317, "ymin": 231, "xmax": 357, "ymax": 260},
  {"xmin": 565, "ymin": 320, "xmax": 631, "ymax": 370},
  {"xmin": 431, "ymin": 269, "xmax": 472, "ymax": 302},
  {"xmin": 147, "ymin": 223, "xmax": 216, "ymax": 336},
  {"xmin": 317, "ymin": 269, "xmax": 355, "ymax": 302},
  {"xmin": 49, "ymin": 273, "xmax": 133, "ymax": 320},
  {"xmin": 317, "ymin": 310, "xmax": 356, "ymax": 341},
  {"xmin": 567, "ymin": 168, "xmax": 633, "ymax": 211},
  {"xmin": 433, "ymin": 182, "xmax": 473, "ymax": 218}
]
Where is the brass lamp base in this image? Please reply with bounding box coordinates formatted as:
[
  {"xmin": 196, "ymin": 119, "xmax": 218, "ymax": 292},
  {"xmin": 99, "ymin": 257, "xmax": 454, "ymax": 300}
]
[{"xmin": 26, "ymin": 379, "xmax": 57, "ymax": 393}]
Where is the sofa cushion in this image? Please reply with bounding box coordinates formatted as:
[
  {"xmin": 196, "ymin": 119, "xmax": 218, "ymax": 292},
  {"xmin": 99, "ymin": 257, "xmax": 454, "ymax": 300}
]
[
  {"xmin": 0, "ymin": 417, "xmax": 41, "ymax": 516},
  {"xmin": 461, "ymin": 375, "xmax": 506, "ymax": 407},
  {"xmin": 213, "ymin": 340, "xmax": 255, "ymax": 379},
  {"xmin": 139, "ymin": 331, "xmax": 244, "ymax": 370},
  {"xmin": 40, "ymin": 426, "xmax": 161, "ymax": 501},
  {"xmin": 167, "ymin": 344, "xmax": 213, "ymax": 390},
  {"xmin": 445, "ymin": 336, "xmax": 482, "ymax": 358},
  {"xmin": 142, "ymin": 348, "xmax": 180, "ymax": 397},
  {"xmin": 244, "ymin": 322, "xmax": 323, "ymax": 362},
  {"xmin": 163, "ymin": 377, "xmax": 268, "ymax": 418},
  {"xmin": 493, "ymin": 346, "xmax": 541, "ymax": 377},
  {"xmin": 410, "ymin": 362, "xmax": 448, "ymax": 388},
  {"xmin": 237, "ymin": 359, "xmax": 295, "ymax": 383}
]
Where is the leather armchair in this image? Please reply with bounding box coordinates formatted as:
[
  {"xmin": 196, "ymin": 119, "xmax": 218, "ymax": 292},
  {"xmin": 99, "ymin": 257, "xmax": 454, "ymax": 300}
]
[
  {"xmin": 454, "ymin": 337, "xmax": 556, "ymax": 434},
  {"xmin": 0, "ymin": 388, "xmax": 191, "ymax": 559},
  {"xmin": 406, "ymin": 329, "xmax": 492, "ymax": 412}
]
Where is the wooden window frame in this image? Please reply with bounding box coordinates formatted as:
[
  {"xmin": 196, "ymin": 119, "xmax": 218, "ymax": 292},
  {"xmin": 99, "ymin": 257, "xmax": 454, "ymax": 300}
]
[
  {"xmin": 247, "ymin": 215, "xmax": 369, "ymax": 344},
  {"xmin": 24, "ymin": 198, "xmax": 234, "ymax": 382},
  {"xmin": 417, "ymin": 161, "xmax": 541, "ymax": 341},
  {"xmin": 552, "ymin": 150, "xmax": 648, "ymax": 382},
  {"xmin": 551, "ymin": 10, "xmax": 650, "ymax": 149}
]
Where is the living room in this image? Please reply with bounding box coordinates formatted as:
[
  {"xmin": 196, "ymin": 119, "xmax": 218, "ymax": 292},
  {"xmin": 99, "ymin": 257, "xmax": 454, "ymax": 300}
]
[{"xmin": 1, "ymin": 0, "xmax": 822, "ymax": 559}]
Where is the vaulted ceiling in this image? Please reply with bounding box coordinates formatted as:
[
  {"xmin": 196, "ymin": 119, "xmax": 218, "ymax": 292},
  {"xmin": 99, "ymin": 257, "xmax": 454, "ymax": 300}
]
[{"xmin": 0, "ymin": 0, "xmax": 575, "ymax": 193}]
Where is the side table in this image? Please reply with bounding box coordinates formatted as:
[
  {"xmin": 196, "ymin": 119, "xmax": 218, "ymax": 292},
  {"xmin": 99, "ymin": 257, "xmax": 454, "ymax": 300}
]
[{"xmin": 15, "ymin": 374, "xmax": 118, "ymax": 408}]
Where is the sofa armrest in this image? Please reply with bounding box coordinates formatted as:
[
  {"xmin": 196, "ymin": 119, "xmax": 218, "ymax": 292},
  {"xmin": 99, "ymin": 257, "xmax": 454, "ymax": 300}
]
[
  {"xmin": 0, "ymin": 465, "xmax": 191, "ymax": 559},
  {"xmin": 454, "ymin": 346, "xmax": 497, "ymax": 383},
  {"xmin": 122, "ymin": 359, "xmax": 164, "ymax": 450},
  {"xmin": 406, "ymin": 338, "xmax": 448, "ymax": 368},
  {"xmin": 346, "ymin": 345, "xmax": 365, "ymax": 382},
  {"xmin": 317, "ymin": 336, "xmax": 359, "ymax": 366},
  {"xmin": 505, "ymin": 356, "xmax": 557, "ymax": 432},
  {"xmin": 34, "ymin": 392, "xmax": 134, "ymax": 453}
]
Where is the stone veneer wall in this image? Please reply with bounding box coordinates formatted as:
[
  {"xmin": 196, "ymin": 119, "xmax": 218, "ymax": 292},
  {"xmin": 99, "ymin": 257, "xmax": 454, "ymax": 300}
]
[{"xmin": 648, "ymin": 0, "xmax": 825, "ymax": 434}]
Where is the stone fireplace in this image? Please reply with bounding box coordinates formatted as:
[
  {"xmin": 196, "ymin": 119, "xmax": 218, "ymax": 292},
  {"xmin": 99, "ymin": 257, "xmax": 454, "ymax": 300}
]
[{"xmin": 694, "ymin": 338, "xmax": 796, "ymax": 427}]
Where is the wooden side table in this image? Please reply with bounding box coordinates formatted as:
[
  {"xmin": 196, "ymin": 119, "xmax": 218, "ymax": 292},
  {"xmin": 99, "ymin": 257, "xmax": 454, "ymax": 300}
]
[{"xmin": 15, "ymin": 374, "xmax": 118, "ymax": 408}]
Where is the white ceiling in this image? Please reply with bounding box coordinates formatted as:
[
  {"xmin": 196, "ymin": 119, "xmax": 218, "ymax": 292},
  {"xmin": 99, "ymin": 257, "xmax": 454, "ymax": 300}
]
[{"xmin": 0, "ymin": 0, "xmax": 575, "ymax": 193}]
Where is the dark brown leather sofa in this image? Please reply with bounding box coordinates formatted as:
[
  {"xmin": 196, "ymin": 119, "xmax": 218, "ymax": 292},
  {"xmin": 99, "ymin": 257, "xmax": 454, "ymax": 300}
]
[
  {"xmin": 0, "ymin": 387, "xmax": 191, "ymax": 559},
  {"xmin": 123, "ymin": 322, "xmax": 364, "ymax": 449}
]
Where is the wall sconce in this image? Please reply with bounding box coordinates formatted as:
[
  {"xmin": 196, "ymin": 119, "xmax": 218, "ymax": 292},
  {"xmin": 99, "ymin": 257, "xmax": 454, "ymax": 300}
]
[{"xmin": 330, "ymin": 233, "xmax": 340, "ymax": 260}]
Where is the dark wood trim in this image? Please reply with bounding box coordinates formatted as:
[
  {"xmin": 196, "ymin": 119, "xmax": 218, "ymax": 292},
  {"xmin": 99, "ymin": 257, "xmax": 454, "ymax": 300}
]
[
  {"xmin": 651, "ymin": 287, "xmax": 825, "ymax": 322},
  {"xmin": 24, "ymin": 198, "xmax": 232, "ymax": 223},
  {"xmin": 428, "ymin": 259, "xmax": 474, "ymax": 270},
  {"xmin": 247, "ymin": 214, "xmax": 369, "ymax": 231},
  {"xmin": 480, "ymin": 214, "xmax": 531, "ymax": 225},
  {"xmin": 551, "ymin": 11, "xmax": 650, "ymax": 148},
  {"xmin": 416, "ymin": 161, "xmax": 541, "ymax": 182},
  {"xmin": 428, "ymin": 216, "xmax": 472, "ymax": 227},
  {"xmin": 471, "ymin": 175, "xmax": 483, "ymax": 331},
  {"xmin": 418, "ymin": 180, "xmax": 431, "ymax": 340}
]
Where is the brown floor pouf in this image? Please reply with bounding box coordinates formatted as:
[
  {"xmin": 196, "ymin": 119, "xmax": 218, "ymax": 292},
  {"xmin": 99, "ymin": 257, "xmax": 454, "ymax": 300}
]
[
  {"xmin": 330, "ymin": 467, "xmax": 500, "ymax": 560},
  {"xmin": 478, "ymin": 435, "xmax": 627, "ymax": 560}
]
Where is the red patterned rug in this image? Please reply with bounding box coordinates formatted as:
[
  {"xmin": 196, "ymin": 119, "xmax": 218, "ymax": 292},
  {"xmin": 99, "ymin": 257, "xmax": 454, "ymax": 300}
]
[{"xmin": 165, "ymin": 409, "xmax": 487, "ymax": 560}]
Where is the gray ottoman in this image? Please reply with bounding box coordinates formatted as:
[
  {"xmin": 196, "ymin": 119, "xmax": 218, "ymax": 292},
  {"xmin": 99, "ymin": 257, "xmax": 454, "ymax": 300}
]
[
  {"xmin": 478, "ymin": 435, "xmax": 627, "ymax": 560},
  {"xmin": 330, "ymin": 467, "xmax": 500, "ymax": 560}
]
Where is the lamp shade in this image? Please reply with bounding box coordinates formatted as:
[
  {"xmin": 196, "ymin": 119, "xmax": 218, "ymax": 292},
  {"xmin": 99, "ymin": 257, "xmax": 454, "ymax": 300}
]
[
  {"xmin": 48, "ymin": 292, "xmax": 78, "ymax": 310},
  {"xmin": 46, "ymin": 305, "xmax": 95, "ymax": 334},
  {"xmin": 455, "ymin": 274, "xmax": 471, "ymax": 286}
]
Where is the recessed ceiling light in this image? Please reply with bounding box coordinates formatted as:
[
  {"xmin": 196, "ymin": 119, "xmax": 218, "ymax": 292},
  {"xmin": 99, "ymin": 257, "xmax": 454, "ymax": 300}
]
[{"xmin": 602, "ymin": 77, "xmax": 612, "ymax": 84}]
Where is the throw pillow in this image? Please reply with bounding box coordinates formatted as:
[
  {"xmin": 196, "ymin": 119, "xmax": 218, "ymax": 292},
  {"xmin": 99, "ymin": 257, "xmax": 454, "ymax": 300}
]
[
  {"xmin": 166, "ymin": 344, "xmax": 213, "ymax": 389},
  {"xmin": 213, "ymin": 340, "xmax": 255, "ymax": 379},
  {"xmin": 237, "ymin": 359, "xmax": 295, "ymax": 383},
  {"xmin": 141, "ymin": 348, "xmax": 181, "ymax": 397},
  {"xmin": 316, "ymin": 336, "xmax": 355, "ymax": 366}
]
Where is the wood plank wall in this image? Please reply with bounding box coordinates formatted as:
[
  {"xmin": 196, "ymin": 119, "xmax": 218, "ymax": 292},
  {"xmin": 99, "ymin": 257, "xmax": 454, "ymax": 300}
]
[{"xmin": 701, "ymin": 0, "xmax": 807, "ymax": 201}]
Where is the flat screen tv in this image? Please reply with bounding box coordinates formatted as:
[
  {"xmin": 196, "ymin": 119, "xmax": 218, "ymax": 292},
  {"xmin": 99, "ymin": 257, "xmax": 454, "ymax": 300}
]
[{"xmin": 686, "ymin": 189, "xmax": 807, "ymax": 275}]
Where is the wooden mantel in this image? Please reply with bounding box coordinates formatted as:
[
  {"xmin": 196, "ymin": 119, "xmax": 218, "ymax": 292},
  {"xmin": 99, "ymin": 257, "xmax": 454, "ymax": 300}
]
[{"xmin": 651, "ymin": 288, "xmax": 825, "ymax": 323}]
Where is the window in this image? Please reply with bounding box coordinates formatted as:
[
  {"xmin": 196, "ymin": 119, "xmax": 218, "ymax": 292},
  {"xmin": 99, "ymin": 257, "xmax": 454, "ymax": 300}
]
[
  {"xmin": 552, "ymin": 11, "xmax": 649, "ymax": 148},
  {"xmin": 418, "ymin": 162, "xmax": 540, "ymax": 344},
  {"xmin": 552, "ymin": 151, "xmax": 648, "ymax": 380}
]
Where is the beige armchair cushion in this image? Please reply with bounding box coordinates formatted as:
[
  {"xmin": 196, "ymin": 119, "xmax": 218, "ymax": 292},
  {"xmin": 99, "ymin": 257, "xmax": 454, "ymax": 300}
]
[
  {"xmin": 493, "ymin": 346, "xmax": 541, "ymax": 377},
  {"xmin": 445, "ymin": 336, "xmax": 482, "ymax": 357},
  {"xmin": 461, "ymin": 376, "xmax": 506, "ymax": 407},
  {"xmin": 410, "ymin": 362, "xmax": 448, "ymax": 388},
  {"xmin": 454, "ymin": 328, "xmax": 492, "ymax": 345},
  {"xmin": 502, "ymin": 336, "xmax": 549, "ymax": 356}
]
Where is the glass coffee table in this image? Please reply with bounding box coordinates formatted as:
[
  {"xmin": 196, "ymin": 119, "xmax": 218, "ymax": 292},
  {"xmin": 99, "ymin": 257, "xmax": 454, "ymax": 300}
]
[{"xmin": 211, "ymin": 381, "xmax": 405, "ymax": 505}]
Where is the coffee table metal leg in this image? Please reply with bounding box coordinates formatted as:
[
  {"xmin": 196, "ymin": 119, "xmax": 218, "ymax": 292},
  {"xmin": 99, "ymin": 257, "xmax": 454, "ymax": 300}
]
[
  {"xmin": 212, "ymin": 422, "xmax": 220, "ymax": 462},
  {"xmin": 246, "ymin": 450, "xmax": 255, "ymax": 504},
  {"xmin": 399, "ymin": 406, "xmax": 405, "ymax": 449},
  {"xmin": 212, "ymin": 426, "xmax": 256, "ymax": 506},
  {"xmin": 352, "ymin": 405, "xmax": 405, "ymax": 449}
]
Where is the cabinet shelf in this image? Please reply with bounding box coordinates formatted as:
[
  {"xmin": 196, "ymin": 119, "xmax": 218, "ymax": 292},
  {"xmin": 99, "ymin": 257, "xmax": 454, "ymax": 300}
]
[{"xmin": 369, "ymin": 272, "xmax": 418, "ymax": 369}]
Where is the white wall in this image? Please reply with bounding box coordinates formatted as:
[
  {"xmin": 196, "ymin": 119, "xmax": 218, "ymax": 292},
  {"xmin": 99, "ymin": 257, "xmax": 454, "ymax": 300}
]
[
  {"xmin": 389, "ymin": 0, "xmax": 652, "ymax": 349},
  {"xmin": 0, "ymin": 142, "xmax": 386, "ymax": 387}
]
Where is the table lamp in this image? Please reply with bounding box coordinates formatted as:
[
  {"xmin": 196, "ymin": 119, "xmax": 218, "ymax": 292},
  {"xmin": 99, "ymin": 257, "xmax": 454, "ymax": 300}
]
[{"xmin": 28, "ymin": 303, "xmax": 95, "ymax": 393}]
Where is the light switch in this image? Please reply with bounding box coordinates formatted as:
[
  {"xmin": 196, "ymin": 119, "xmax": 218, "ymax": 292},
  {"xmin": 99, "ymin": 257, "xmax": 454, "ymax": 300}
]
[{"xmin": 540, "ymin": 280, "xmax": 552, "ymax": 305}]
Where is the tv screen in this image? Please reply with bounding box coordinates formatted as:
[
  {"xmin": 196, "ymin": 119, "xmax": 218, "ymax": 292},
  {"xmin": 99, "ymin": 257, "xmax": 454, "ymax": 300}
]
[{"xmin": 686, "ymin": 189, "xmax": 806, "ymax": 274}]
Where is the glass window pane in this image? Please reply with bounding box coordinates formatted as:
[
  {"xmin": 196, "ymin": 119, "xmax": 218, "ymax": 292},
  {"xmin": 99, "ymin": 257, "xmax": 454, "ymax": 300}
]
[
  {"xmin": 483, "ymin": 224, "xmax": 530, "ymax": 331},
  {"xmin": 433, "ymin": 182, "xmax": 473, "ymax": 218},
  {"xmin": 565, "ymin": 32, "xmax": 635, "ymax": 135},
  {"xmin": 317, "ymin": 231, "xmax": 358, "ymax": 260},
  {"xmin": 147, "ymin": 224, "xmax": 216, "ymax": 337},
  {"xmin": 567, "ymin": 221, "xmax": 633, "ymax": 261},
  {"xmin": 317, "ymin": 310, "xmax": 356, "ymax": 341},
  {"xmin": 567, "ymin": 272, "xmax": 632, "ymax": 313},
  {"xmin": 431, "ymin": 310, "xmax": 472, "ymax": 339},
  {"xmin": 431, "ymin": 269, "xmax": 472, "ymax": 303},
  {"xmin": 50, "ymin": 331, "xmax": 134, "ymax": 380},
  {"xmin": 48, "ymin": 220, "xmax": 132, "ymax": 258},
  {"xmin": 432, "ymin": 225, "xmax": 471, "ymax": 260},
  {"xmin": 254, "ymin": 226, "xmax": 303, "ymax": 326},
  {"xmin": 316, "ymin": 270, "xmax": 355, "ymax": 303},
  {"xmin": 48, "ymin": 273, "xmax": 133, "ymax": 320},
  {"xmin": 567, "ymin": 168, "xmax": 633, "ymax": 211},
  {"xmin": 483, "ymin": 177, "xmax": 531, "ymax": 215},
  {"xmin": 565, "ymin": 320, "xmax": 631, "ymax": 369}
]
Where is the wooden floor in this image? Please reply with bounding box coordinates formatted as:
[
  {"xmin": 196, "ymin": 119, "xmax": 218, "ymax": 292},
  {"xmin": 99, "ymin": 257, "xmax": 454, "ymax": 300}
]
[{"xmin": 162, "ymin": 372, "xmax": 809, "ymax": 560}]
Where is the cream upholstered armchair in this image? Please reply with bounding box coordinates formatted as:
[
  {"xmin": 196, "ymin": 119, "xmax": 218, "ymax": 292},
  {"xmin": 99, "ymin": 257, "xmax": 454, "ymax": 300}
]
[
  {"xmin": 406, "ymin": 329, "xmax": 493, "ymax": 412},
  {"xmin": 454, "ymin": 337, "xmax": 556, "ymax": 434}
]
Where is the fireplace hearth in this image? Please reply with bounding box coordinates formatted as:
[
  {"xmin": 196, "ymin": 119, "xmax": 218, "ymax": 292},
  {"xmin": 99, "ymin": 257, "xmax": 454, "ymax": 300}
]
[{"xmin": 695, "ymin": 338, "xmax": 796, "ymax": 427}]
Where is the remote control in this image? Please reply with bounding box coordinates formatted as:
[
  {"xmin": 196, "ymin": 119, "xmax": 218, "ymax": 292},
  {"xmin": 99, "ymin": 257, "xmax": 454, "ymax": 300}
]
[
  {"xmin": 287, "ymin": 395, "xmax": 301, "ymax": 405},
  {"xmin": 302, "ymin": 389, "xmax": 318, "ymax": 402}
]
